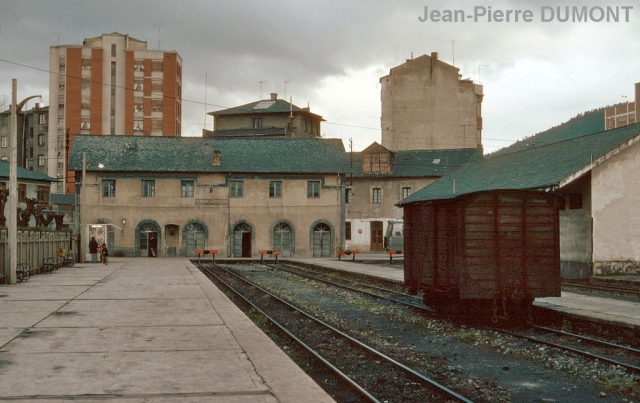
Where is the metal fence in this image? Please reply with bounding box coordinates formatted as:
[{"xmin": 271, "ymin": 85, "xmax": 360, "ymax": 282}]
[{"xmin": 0, "ymin": 230, "xmax": 74, "ymax": 283}]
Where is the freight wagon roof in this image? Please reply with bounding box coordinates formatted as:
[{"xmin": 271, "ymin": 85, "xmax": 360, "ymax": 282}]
[
  {"xmin": 69, "ymin": 136, "xmax": 350, "ymax": 174},
  {"xmin": 399, "ymin": 123, "xmax": 640, "ymax": 205}
]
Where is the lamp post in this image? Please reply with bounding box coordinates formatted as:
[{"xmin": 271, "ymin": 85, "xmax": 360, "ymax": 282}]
[{"xmin": 6, "ymin": 79, "xmax": 42, "ymax": 284}]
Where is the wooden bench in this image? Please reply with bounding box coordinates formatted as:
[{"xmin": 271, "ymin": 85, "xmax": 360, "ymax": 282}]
[
  {"xmin": 258, "ymin": 250, "xmax": 281, "ymax": 263},
  {"xmin": 336, "ymin": 249, "xmax": 359, "ymax": 262},
  {"xmin": 386, "ymin": 250, "xmax": 404, "ymax": 263},
  {"xmin": 195, "ymin": 249, "xmax": 217, "ymax": 264}
]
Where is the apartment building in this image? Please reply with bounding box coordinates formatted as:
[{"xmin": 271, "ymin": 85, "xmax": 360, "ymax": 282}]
[
  {"xmin": 48, "ymin": 32, "xmax": 182, "ymax": 193},
  {"xmin": 380, "ymin": 52, "xmax": 484, "ymax": 152},
  {"xmin": 205, "ymin": 93, "xmax": 323, "ymax": 139},
  {"xmin": 604, "ymin": 82, "xmax": 639, "ymax": 130}
]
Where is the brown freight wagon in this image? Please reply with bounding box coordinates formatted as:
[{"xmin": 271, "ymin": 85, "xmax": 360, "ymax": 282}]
[{"xmin": 403, "ymin": 189, "xmax": 562, "ymax": 322}]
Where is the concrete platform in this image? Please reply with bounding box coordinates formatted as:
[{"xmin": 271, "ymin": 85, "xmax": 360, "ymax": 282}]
[{"xmin": 0, "ymin": 258, "xmax": 335, "ymax": 402}]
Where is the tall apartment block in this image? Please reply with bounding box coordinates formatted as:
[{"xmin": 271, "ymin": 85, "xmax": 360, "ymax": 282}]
[
  {"xmin": 48, "ymin": 32, "xmax": 182, "ymax": 193},
  {"xmin": 380, "ymin": 52, "xmax": 483, "ymax": 152}
]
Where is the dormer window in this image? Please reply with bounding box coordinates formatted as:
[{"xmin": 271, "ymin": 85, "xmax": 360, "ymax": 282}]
[{"xmin": 363, "ymin": 152, "xmax": 389, "ymax": 173}]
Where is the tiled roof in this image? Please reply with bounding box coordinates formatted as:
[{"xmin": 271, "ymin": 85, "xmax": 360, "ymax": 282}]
[
  {"xmin": 489, "ymin": 109, "xmax": 605, "ymax": 157},
  {"xmin": 349, "ymin": 147, "xmax": 483, "ymax": 178},
  {"xmin": 210, "ymin": 99, "xmax": 323, "ymax": 119},
  {"xmin": 0, "ymin": 161, "xmax": 57, "ymax": 183},
  {"xmin": 68, "ymin": 136, "xmax": 350, "ymax": 174},
  {"xmin": 400, "ymin": 123, "xmax": 640, "ymax": 205}
]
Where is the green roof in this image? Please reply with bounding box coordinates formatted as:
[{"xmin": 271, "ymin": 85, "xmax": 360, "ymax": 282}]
[
  {"xmin": 489, "ymin": 109, "xmax": 605, "ymax": 157},
  {"xmin": 210, "ymin": 98, "xmax": 323, "ymax": 119},
  {"xmin": 400, "ymin": 123, "xmax": 640, "ymax": 205},
  {"xmin": 0, "ymin": 161, "xmax": 57, "ymax": 183},
  {"xmin": 69, "ymin": 136, "xmax": 350, "ymax": 174},
  {"xmin": 350, "ymin": 147, "xmax": 483, "ymax": 178}
]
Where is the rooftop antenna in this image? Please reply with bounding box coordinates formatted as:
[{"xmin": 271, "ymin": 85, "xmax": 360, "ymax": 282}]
[
  {"xmin": 476, "ymin": 65, "xmax": 488, "ymax": 83},
  {"xmin": 156, "ymin": 23, "xmax": 164, "ymax": 50},
  {"xmin": 258, "ymin": 80, "xmax": 268, "ymax": 99},
  {"xmin": 203, "ymin": 72, "xmax": 208, "ymax": 130},
  {"xmin": 284, "ymin": 80, "xmax": 290, "ymax": 99},
  {"xmin": 52, "ymin": 31, "xmax": 61, "ymax": 46},
  {"xmin": 451, "ymin": 40, "xmax": 456, "ymax": 66}
]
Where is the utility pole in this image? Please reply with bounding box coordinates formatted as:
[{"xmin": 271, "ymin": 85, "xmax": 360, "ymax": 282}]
[{"xmin": 7, "ymin": 79, "xmax": 17, "ymax": 284}]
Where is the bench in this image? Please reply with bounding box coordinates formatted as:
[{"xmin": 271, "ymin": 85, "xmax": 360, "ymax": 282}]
[
  {"xmin": 41, "ymin": 257, "xmax": 58, "ymax": 274},
  {"xmin": 336, "ymin": 249, "xmax": 359, "ymax": 262},
  {"xmin": 64, "ymin": 253, "xmax": 76, "ymax": 267},
  {"xmin": 387, "ymin": 250, "xmax": 404, "ymax": 263},
  {"xmin": 16, "ymin": 263, "xmax": 34, "ymax": 282},
  {"xmin": 259, "ymin": 250, "xmax": 280, "ymax": 263},
  {"xmin": 195, "ymin": 249, "xmax": 217, "ymax": 264}
]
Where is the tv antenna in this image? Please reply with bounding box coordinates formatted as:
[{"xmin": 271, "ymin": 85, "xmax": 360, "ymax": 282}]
[{"xmin": 258, "ymin": 80, "xmax": 268, "ymax": 99}]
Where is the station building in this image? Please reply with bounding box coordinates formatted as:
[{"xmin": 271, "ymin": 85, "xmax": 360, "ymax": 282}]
[{"xmin": 68, "ymin": 135, "xmax": 349, "ymax": 260}]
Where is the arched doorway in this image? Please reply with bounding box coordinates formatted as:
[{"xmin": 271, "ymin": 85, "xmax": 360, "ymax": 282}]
[
  {"xmin": 312, "ymin": 223, "xmax": 331, "ymax": 257},
  {"xmin": 184, "ymin": 222, "xmax": 205, "ymax": 257},
  {"xmin": 138, "ymin": 222, "xmax": 159, "ymax": 257},
  {"xmin": 233, "ymin": 223, "xmax": 252, "ymax": 257},
  {"xmin": 273, "ymin": 222, "xmax": 293, "ymax": 257}
]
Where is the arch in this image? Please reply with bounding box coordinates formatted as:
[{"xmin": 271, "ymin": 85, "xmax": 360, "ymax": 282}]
[
  {"xmin": 310, "ymin": 220, "xmax": 333, "ymax": 257},
  {"xmin": 183, "ymin": 219, "xmax": 208, "ymax": 257},
  {"xmin": 231, "ymin": 220, "xmax": 253, "ymax": 257},
  {"xmin": 135, "ymin": 220, "xmax": 161, "ymax": 257},
  {"xmin": 272, "ymin": 220, "xmax": 295, "ymax": 257}
]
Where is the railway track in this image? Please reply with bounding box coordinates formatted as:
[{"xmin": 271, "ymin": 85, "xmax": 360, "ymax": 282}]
[
  {"xmin": 271, "ymin": 263, "xmax": 640, "ymax": 375},
  {"xmin": 198, "ymin": 262, "xmax": 474, "ymax": 403},
  {"xmin": 562, "ymin": 279, "xmax": 640, "ymax": 298}
]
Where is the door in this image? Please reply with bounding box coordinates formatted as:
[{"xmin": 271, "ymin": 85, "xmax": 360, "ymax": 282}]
[
  {"xmin": 233, "ymin": 223, "xmax": 252, "ymax": 257},
  {"xmin": 273, "ymin": 223, "xmax": 292, "ymax": 257},
  {"xmin": 312, "ymin": 223, "xmax": 331, "ymax": 257},
  {"xmin": 138, "ymin": 223, "xmax": 158, "ymax": 257},
  {"xmin": 370, "ymin": 221, "xmax": 383, "ymax": 251},
  {"xmin": 185, "ymin": 222, "xmax": 205, "ymax": 257}
]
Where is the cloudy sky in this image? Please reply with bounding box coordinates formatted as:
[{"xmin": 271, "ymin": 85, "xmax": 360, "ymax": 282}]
[{"xmin": 0, "ymin": 0, "xmax": 637, "ymax": 153}]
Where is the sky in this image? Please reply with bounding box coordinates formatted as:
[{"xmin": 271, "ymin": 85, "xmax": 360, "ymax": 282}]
[{"xmin": 0, "ymin": 0, "xmax": 638, "ymax": 154}]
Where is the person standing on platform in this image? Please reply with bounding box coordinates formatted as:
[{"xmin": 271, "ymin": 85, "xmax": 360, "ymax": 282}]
[
  {"xmin": 89, "ymin": 236, "xmax": 99, "ymax": 263},
  {"xmin": 101, "ymin": 243, "xmax": 109, "ymax": 265}
]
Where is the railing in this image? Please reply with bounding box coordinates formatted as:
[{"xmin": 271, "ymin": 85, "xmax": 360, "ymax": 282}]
[{"xmin": 0, "ymin": 229, "xmax": 73, "ymax": 283}]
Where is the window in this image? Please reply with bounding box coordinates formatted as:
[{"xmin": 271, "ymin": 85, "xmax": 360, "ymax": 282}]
[
  {"xmin": 230, "ymin": 181, "xmax": 244, "ymax": 198},
  {"xmin": 102, "ymin": 180, "xmax": 116, "ymax": 197},
  {"xmin": 253, "ymin": 118, "xmax": 263, "ymax": 129},
  {"xmin": 38, "ymin": 134, "xmax": 45, "ymax": 146},
  {"xmin": 37, "ymin": 185, "xmax": 49, "ymax": 204},
  {"xmin": 111, "ymin": 44, "xmax": 116, "ymax": 57},
  {"xmin": 345, "ymin": 221, "xmax": 352, "ymax": 240},
  {"xmin": 345, "ymin": 187, "xmax": 353, "ymax": 204},
  {"xmin": 38, "ymin": 114, "xmax": 47, "ymax": 125},
  {"xmin": 372, "ymin": 188, "xmax": 382, "ymax": 204},
  {"xmin": 181, "ymin": 180, "xmax": 194, "ymax": 198},
  {"xmin": 363, "ymin": 152, "xmax": 389, "ymax": 173},
  {"xmin": 134, "ymin": 120, "xmax": 143, "ymax": 131},
  {"xmin": 18, "ymin": 184, "xmax": 26, "ymax": 202},
  {"xmin": 402, "ymin": 187, "xmax": 411, "ymax": 199},
  {"xmin": 1, "ymin": 137, "xmax": 7, "ymax": 148},
  {"xmin": 142, "ymin": 180, "xmax": 155, "ymax": 197},
  {"xmin": 38, "ymin": 155, "xmax": 45, "ymax": 166},
  {"xmin": 269, "ymin": 181, "xmax": 282, "ymax": 198},
  {"xmin": 307, "ymin": 181, "xmax": 320, "ymax": 198}
]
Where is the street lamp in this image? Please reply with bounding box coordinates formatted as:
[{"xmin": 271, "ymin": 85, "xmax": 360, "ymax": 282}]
[{"xmin": 6, "ymin": 79, "xmax": 42, "ymax": 284}]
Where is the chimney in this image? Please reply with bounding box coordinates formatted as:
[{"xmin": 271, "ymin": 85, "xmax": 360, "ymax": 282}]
[
  {"xmin": 270, "ymin": 93, "xmax": 277, "ymax": 101},
  {"xmin": 431, "ymin": 52, "xmax": 438, "ymax": 61},
  {"xmin": 213, "ymin": 150, "xmax": 220, "ymax": 166}
]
